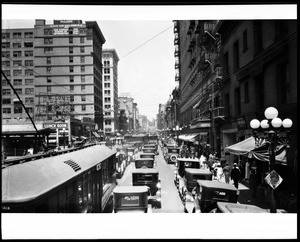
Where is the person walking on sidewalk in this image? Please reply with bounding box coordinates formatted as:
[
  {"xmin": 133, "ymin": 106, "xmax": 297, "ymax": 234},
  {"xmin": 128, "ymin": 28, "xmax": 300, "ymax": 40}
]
[
  {"xmin": 223, "ymin": 163, "xmax": 230, "ymax": 184},
  {"xmin": 231, "ymin": 163, "xmax": 241, "ymax": 188},
  {"xmin": 249, "ymin": 168, "xmax": 259, "ymax": 198}
]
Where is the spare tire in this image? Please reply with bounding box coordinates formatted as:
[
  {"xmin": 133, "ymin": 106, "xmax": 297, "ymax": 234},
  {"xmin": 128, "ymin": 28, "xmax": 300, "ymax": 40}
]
[{"xmin": 170, "ymin": 154, "xmax": 177, "ymax": 162}]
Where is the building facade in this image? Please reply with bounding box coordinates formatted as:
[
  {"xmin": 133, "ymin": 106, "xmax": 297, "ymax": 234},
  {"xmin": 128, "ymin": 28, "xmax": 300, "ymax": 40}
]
[{"xmin": 102, "ymin": 49, "xmax": 119, "ymax": 135}]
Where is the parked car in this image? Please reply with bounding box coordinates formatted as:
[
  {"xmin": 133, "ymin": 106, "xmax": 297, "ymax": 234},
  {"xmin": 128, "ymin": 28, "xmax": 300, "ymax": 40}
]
[
  {"xmin": 112, "ymin": 186, "xmax": 152, "ymax": 213},
  {"xmin": 164, "ymin": 146, "xmax": 181, "ymax": 164},
  {"xmin": 132, "ymin": 168, "xmax": 161, "ymax": 208},
  {"xmin": 134, "ymin": 158, "xmax": 155, "ymax": 169},
  {"xmin": 184, "ymin": 180, "xmax": 239, "ymax": 213}
]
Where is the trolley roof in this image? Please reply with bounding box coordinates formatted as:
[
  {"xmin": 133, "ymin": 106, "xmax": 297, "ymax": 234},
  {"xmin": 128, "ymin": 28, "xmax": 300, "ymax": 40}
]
[{"xmin": 2, "ymin": 145, "xmax": 116, "ymax": 203}]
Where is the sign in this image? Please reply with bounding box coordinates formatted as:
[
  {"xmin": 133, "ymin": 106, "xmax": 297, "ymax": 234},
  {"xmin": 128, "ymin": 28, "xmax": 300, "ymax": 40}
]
[
  {"xmin": 43, "ymin": 123, "xmax": 68, "ymax": 129},
  {"xmin": 236, "ymin": 116, "xmax": 247, "ymax": 130},
  {"xmin": 265, "ymin": 170, "xmax": 283, "ymax": 189}
]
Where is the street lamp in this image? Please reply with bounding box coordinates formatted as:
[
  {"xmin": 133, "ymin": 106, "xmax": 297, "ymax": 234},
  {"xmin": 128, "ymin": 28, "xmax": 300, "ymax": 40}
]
[{"xmin": 250, "ymin": 107, "xmax": 292, "ymax": 213}]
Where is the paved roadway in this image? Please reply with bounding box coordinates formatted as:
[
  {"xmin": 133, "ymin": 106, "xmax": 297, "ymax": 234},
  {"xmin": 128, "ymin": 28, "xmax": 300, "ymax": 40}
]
[{"xmin": 116, "ymin": 146, "xmax": 184, "ymax": 213}]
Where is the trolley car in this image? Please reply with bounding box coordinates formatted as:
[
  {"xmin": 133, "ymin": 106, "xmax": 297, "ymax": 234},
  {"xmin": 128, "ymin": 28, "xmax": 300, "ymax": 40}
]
[{"xmin": 2, "ymin": 144, "xmax": 117, "ymax": 213}]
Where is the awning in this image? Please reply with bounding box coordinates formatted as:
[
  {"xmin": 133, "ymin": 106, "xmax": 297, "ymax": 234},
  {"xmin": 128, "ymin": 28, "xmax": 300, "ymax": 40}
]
[
  {"xmin": 178, "ymin": 133, "xmax": 199, "ymax": 142},
  {"xmin": 92, "ymin": 132, "xmax": 100, "ymax": 138},
  {"xmin": 225, "ymin": 136, "xmax": 287, "ymax": 165}
]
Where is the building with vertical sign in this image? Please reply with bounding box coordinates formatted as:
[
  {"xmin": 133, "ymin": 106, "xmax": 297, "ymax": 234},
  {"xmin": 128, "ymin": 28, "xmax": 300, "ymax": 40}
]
[{"xmin": 102, "ymin": 49, "xmax": 119, "ymax": 135}]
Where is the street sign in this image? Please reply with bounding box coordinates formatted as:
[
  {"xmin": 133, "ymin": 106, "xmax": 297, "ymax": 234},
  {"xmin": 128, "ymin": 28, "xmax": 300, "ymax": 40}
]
[{"xmin": 264, "ymin": 170, "xmax": 283, "ymax": 189}]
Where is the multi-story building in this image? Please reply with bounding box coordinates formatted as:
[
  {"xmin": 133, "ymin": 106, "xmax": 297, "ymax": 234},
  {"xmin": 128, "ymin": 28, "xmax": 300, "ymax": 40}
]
[
  {"xmin": 2, "ymin": 19, "xmax": 106, "ymax": 149},
  {"xmin": 102, "ymin": 49, "xmax": 119, "ymax": 135}
]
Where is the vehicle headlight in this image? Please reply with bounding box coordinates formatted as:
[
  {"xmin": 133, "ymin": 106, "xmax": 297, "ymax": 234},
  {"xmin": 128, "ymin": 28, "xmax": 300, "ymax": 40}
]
[
  {"xmin": 185, "ymin": 193, "xmax": 193, "ymax": 201},
  {"xmin": 156, "ymin": 182, "xmax": 161, "ymax": 189},
  {"xmin": 156, "ymin": 190, "xmax": 161, "ymax": 197}
]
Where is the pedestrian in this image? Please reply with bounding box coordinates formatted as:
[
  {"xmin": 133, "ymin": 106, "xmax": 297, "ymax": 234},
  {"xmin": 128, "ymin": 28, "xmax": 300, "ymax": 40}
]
[
  {"xmin": 215, "ymin": 164, "xmax": 223, "ymax": 181},
  {"xmin": 249, "ymin": 168, "xmax": 259, "ymax": 198},
  {"xmin": 190, "ymin": 145, "xmax": 195, "ymax": 158},
  {"xmin": 223, "ymin": 163, "xmax": 230, "ymax": 183},
  {"xmin": 231, "ymin": 163, "xmax": 241, "ymax": 188}
]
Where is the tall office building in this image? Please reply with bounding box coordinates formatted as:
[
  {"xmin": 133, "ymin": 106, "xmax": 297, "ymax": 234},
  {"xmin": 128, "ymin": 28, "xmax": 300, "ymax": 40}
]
[{"xmin": 102, "ymin": 49, "xmax": 119, "ymax": 135}]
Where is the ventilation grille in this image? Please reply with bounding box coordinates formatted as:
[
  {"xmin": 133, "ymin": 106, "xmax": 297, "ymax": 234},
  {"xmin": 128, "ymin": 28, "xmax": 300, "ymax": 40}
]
[{"xmin": 63, "ymin": 159, "xmax": 81, "ymax": 172}]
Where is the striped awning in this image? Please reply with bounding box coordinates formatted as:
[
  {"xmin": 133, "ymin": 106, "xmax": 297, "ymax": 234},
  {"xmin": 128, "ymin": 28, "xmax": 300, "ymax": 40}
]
[{"xmin": 178, "ymin": 133, "xmax": 199, "ymax": 142}]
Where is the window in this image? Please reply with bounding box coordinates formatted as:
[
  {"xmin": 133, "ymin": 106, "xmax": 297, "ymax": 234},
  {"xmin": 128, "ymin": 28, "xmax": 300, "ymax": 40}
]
[
  {"xmin": 44, "ymin": 29, "xmax": 53, "ymax": 35},
  {"xmin": 13, "ymin": 79, "xmax": 22, "ymax": 85},
  {"xmin": 104, "ymin": 83, "xmax": 110, "ymax": 88},
  {"xmin": 3, "ymin": 70, "xmax": 11, "ymax": 76},
  {"xmin": 15, "ymin": 88, "xmax": 22, "ymax": 94},
  {"xmin": 25, "ymin": 79, "xmax": 34, "ymax": 85},
  {"xmin": 3, "ymin": 108, "xmax": 11, "ymax": 114},
  {"xmin": 105, "ymin": 120, "xmax": 111, "ymax": 125},
  {"xmin": 70, "ymin": 86, "xmax": 74, "ymax": 91},
  {"xmin": 14, "ymin": 105, "xmax": 23, "ymax": 114},
  {"xmin": 44, "ymin": 38, "xmax": 53, "ymax": 44},
  {"xmin": 70, "ymin": 76, "xmax": 74, "ymax": 83},
  {"xmin": 44, "ymin": 47, "xmax": 53, "ymax": 54},
  {"xmin": 2, "ymin": 33, "xmax": 10, "ymax": 39},
  {"xmin": 26, "ymin": 107, "xmax": 33, "ymax": 113},
  {"xmin": 25, "ymin": 60, "xmax": 33, "ymax": 66},
  {"xmin": 69, "ymin": 47, "xmax": 73, "ymax": 54},
  {"xmin": 243, "ymin": 30, "xmax": 248, "ymax": 52},
  {"xmin": 234, "ymin": 87, "xmax": 241, "ymax": 115},
  {"xmin": 47, "ymin": 86, "xmax": 51, "ymax": 92},
  {"xmin": 47, "ymin": 77, "xmax": 51, "ymax": 83},
  {"xmin": 46, "ymin": 57, "xmax": 51, "ymax": 64},
  {"xmin": 81, "ymin": 76, "xmax": 85, "ymax": 82},
  {"xmin": 2, "ymin": 42, "xmax": 10, "ymax": 48},
  {"xmin": 80, "ymin": 37, "xmax": 84, "ymax": 43},
  {"xmin": 104, "ymin": 68, "xmax": 110, "ymax": 74},
  {"xmin": 69, "ymin": 37, "xmax": 73, "ymax": 43},
  {"xmin": 104, "ymin": 60, "xmax": 110, "ymax": 66},
  {"xmin": 104, "ymin": 76, "xmax": 110, "ymax": 82},
  {"xmin": 3, "ymin": 89, "xmax": 11, "ymax": 95},
  {"xmin": 12, "ymin": 32, "xmax": 22, "ymax": 38},
  {"xmin": 81, "ymin": 105, "xmax": 86, "ymax": 111},
  {"xmin": 13, "ymin": 60, "xmax": 22, "ymax": 66},
  {"xmin": 25, "ymin": 69, "xmax": 34, "ymax": 76},
  {"xmin": 69, "ymin": 56, "xmax": 73, "ymax": 63},
  {"xmin": 233, "ymin": 40, "xmax": 239, "ymax": 71},
  {"xmin": 244, "ymin": 81, "xmax": 249, "ymax": 104},
  {"xmin": 81, "ymin": 95, "xmax": 86, "ymax": 101},
  {"xmin": 80, "ymin": 47, "xmax": 84, "ymax": 53},
  {"xmin": 104, "ymin": 97, "xmax": 111, "ymax": 103},
  {"xmin": 70, "ymin": 66, "xmax": 74, "ymax": 73},
  {"xmin": 13, "ymin": 42, "xmax": 22, "ymax": 48},
  {"xmin": 25, "ymin": 88, "xmax": 34, "ymax": 94},
  {"xmin": 24, "ymin": 42, "xmax": 33, "ymax": 48},
  {"xmin": 70, "ymin": 105, "xmax": 74, "ymax": 112},
  {"xmin": 79, "ymin": 28, "xmax": 86, "ymax": 34},
  {"xmin": 81, "ymin": 66, "xmax": 85, "ymax": 72},
  {"xmin": 2, "ymin": 98, "xmax": 11, "ymax": 104},
  {"xmin": 2, "ymin": 51, "xmax": 10, "ymax": 57},
  {"xmin": 104, "ymin": 105, "xmax": 111, "ymax": 109},
  {"xmin": 25, "ymin": 51, "xmax": 33, "ymax": 57},
  {"xmin": 81, "ymin": 85, "xmax": 86, "ymax": 91},
  {"xmin": 3, "ymin": 61, "xmax": 11, "ymax": 67},
  {"xmin": 68, "ymin": 28, "xmax": 73, "ymax": 35},
  {"xmin": 24, "ymin": 32, "xmax": 33, "ymax": 38},
  {"xmin": 25, "ymin": 98, "xmax": 34, "ymax": 104},
  {"xmin": 80, "ymin": 56, "xmax": 85, "ymax": 63},
  {"xmin": 13, "ymin": 51, "xmax": 22, "ymax": 57},
  {"xmin": 70, "ymin": 96, "xmax": 74, "ymax": 102},
  {"xmin": 13, "ymin": 70, "xmax": 22, "ymax": 76},
  {"xmin": 104, "ymin": 90, "xmax": 111, "ymax": 95}
]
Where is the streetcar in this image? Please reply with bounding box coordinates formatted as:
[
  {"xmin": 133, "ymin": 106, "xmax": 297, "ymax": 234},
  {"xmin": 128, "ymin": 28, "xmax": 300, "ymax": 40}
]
[{"xmin": 2, "ymin": 144, "xmax": 117, "ymax": 213}]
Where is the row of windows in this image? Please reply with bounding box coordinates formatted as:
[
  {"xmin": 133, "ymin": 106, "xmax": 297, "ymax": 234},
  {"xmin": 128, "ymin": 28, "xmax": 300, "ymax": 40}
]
[
  {"xmin": 1, "ymin": 42, "xmax": 33, "ymax": 48},
  {"xmin": 2, "ymin": 50, "xmax": 33, "ymax": 57},
  {"xmin": 2, "ymin": 69, "xmax": 34, "ymax": 76},
  {"xmin": 44, "ymin": 46, "xmax": 85, "ymax": 54},
  {"xmin": 44, "ymin": 28, "xmax": 87, "ymax": 36},
  {"xmin": 2, "ymin": 88, "xmax": 34, "ymax": 95},
  {"xmin": 2, "ymin": 97, "xmax": 34, "ymax": 104},
  {"xmin": 44, "ymin": 37, "xmax": 85, "ymax": 44},
  {"xmin": 3, "ymin": 107, "xmax": 33, "ymax": 114},
  {"xmin": 2, "ymin": 32, "xmax": 33, "ymax": 39},
  {"xmin": 2, "ymin": 60, "xmax": 33, "ymax": 67}
]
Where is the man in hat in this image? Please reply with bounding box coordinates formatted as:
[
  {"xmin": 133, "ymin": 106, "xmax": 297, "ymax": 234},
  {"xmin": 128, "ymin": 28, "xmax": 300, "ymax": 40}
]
[{"xmin": 231, "ymin": 163, "xmax": 241, "ymax": 188}]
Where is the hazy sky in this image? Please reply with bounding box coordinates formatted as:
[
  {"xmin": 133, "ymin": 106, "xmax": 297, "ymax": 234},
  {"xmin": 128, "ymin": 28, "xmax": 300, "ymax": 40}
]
[{"xmin": 2, "ymin": 4, "xmax": 296, "ymax": 121}]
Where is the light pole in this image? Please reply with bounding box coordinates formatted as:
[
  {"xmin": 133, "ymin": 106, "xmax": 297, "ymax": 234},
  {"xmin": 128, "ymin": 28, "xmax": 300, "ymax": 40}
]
[{"xmin": 250, "ymin": 107, "xmax": 292, "ymax": 213}]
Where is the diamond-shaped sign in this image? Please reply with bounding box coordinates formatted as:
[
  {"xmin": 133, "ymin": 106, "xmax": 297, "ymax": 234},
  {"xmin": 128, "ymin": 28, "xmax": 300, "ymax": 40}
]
[{"xmin": 265, "ymin": 170, "xmax": 283, "ymax": 189}]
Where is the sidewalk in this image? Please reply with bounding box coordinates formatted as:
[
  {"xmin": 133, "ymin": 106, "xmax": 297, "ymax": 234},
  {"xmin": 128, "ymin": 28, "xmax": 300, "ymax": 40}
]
[{"xmin": 218, "ymin": 176, "xmax": 270, "ymax": 209}]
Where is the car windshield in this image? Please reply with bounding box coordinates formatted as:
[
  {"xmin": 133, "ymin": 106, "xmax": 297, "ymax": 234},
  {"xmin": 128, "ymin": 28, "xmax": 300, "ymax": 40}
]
[
  {"xmin": 135, "ymin": 174, "xmax": 155, "ymax": 182},
  {"xmin": 168, "ymin": 148, "xmax": 179, "ymax": 153}
]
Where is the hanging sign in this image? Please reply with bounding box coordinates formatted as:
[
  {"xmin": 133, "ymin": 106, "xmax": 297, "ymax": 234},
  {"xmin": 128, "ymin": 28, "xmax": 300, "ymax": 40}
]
[{"xmin": 264, "ymin": 170, "xmax": 283, "ymax": 189}]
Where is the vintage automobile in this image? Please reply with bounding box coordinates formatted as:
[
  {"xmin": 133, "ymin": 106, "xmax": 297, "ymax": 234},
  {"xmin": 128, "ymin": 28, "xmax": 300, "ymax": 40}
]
[
  {"xmin": 112, "ymin": 186, "xmax": 152, "ymax": 213},
  {"xmin": 146, "ymin": 142, "xmax": 159, "ymax": 155},
  {"xmin": 132, "ymin": 168, "xmax": 161, "ymax": 208},
  {"xmin": 134, "ymin": 158, "xmax": 155, "ymax": 169},
  {"xmin": 164, "ymin": 146, "xmax": 181, "ymax": 164},
  {"xmin": 184, "ymin": 180, "xmax": 239, "ymax": 213},
  {"xmin": 140, "ymin": 152, "xmax": 155, "ymax": 162},
  {"xmin": 126, "ymin": 146, "xmax": 136, "ymax": 163},
  {"xmin": 142, "ymin": 147, "xmax": 156, "ymax": 155}
]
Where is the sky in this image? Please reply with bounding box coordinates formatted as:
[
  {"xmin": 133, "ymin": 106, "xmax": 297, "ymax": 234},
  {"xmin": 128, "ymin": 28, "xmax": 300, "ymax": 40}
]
[{"xmin": 2, "ymin": 4, "xmax": 296, "ymax": 121}]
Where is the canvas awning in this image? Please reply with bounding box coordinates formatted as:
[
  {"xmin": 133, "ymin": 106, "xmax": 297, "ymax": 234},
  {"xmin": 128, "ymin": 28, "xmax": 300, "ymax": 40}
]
[
  {"xmin": 178, "ymin": 133, "xmax": 199, "ymax": 142},
  {"xmin": 225, "ymin": 136, "xmax": 287, "ymax": 165}
]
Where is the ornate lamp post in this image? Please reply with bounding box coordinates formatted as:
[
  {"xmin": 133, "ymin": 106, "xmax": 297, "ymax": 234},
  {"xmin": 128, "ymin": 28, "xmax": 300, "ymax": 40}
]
[{"xmin": 250, "ymin": 107, "xmax": 292, "ymax": 213}]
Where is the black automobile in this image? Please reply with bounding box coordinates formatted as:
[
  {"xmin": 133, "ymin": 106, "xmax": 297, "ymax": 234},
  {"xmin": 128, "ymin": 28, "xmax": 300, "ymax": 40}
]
[
  {"xmin": 112, "ymin": 186, "xmax": 152, "ymax": 213},
  {"xmin": 185, "ymin": 180, "xmax": 239, "ymax": 213},
  {"xmin": 164, "ymin": 146, "xmax": 181, "ymax": 164},
  {"xmin": 132, "ymin": 168, "xmax": 161, "ymax": 208}
]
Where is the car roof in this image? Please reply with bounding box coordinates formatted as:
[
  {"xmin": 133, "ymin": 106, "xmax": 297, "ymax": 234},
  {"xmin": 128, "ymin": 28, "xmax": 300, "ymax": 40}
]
[
  {"xmin": 185, "ymin": 168, "xmax": 212, "ymax": 175},
  {"xmin": 113, "ymin": 186, "xmax": 149, "ymax": 194},
  {"xmin": 217, "ymin": 202, "xmax": 267, "ymax": 213},
  {"xmin": 135, "ymin": 158, "xmax": 154, "ymax": 161},
  {"xmin": 177, "ymin": 158, "xmax": 201, "ymax": 162},
  {"xmin": 132, "ymin": 168, "xmax": 158, "ymax": 174},
  {"xmin": 140, "ymin": 153, "xmax": 155, "ymax": 155},
  {"xmin": 197, "ymin": 180, "xmax": 237, "ymax": 190}
]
